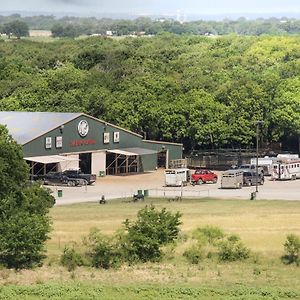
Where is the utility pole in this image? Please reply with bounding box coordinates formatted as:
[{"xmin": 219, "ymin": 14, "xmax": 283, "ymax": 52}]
[{"xmin": 255, "ymin": 121, "xmax": 264, "ymax": 193}]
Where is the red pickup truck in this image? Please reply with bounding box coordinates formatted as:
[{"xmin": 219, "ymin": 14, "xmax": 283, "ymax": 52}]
[{"xmin": 191, "ymin": 169, "xmax": 218, "ymax": 185}]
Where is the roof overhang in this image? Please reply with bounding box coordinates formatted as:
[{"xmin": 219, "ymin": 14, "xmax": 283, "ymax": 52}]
[
  {"xmin": 108, "ymin": 147, "xmax": 157, "ymax": 156},
  {"xmin": 107, "ymin": 149, "xmax": 137, "ymax": 156},
  {"xmin": 24, "ymin": 155, "xmax": 79, "ymax": 164}
]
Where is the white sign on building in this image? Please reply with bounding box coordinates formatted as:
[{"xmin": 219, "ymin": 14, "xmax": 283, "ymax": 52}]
[
  {"xmin": 45, "ymin": 137, "xmax": 52, "ymax": 149},
  {"xmin": 56, "ymin": 136, "xmax": 63, "ymax": 148},
  {"xmin": 103, "ymin": 132, "xmax": 110, "ymax": 144},
  {"xmin": 114, "ymin": 131, "xmax": 120, "ymax": 143}
]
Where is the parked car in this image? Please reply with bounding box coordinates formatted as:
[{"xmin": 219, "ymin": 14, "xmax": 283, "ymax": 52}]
[
  {"xmin": 191, "ymin": 169, "xmax": 218, "ymax": 185},
  {"xmin": 243, "ymin": 171, "xmax": 264, "ymax": 186},
  {"xmin": 63, "ymin": 169, "xmax": 96, "ymax": 185}
]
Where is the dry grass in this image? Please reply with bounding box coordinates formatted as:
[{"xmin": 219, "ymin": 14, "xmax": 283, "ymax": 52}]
[
  {"xmin": 2, "ymin": 198, "xmax": 299, "ymax": 289},
  {"xmin": 48, "ymin": 198, "xmax": 300, "ymax": 257}
]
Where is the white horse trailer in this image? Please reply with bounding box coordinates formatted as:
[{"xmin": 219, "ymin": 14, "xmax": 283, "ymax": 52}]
[
  {"xmin": 272, "ymin": 154, "xmax": 300, "ymax": 180},
  {"xmin": 250, "ymin": 156, "xmax": 276, "ymax": 176},
  {"xmin": 165, "ymin": 168, "xmax": 190, "ymax": 186},
  {"xmin": 221, "ymin": 170, "xmax": 244, "ymax": 189}
]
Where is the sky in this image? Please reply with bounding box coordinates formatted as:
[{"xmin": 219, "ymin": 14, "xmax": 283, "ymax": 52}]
[{"xmin": 1, "ymin": 0, "xmax": 300, "ymax": 17}]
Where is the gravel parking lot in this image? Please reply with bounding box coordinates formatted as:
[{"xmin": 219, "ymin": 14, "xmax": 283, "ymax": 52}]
[{"xmin": 49, "ymin": 169, "xmax": 300, "ymax": 205}]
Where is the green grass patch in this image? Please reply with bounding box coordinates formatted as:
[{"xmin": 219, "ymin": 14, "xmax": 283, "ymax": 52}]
[{"xmin": 0, "ymin": 283, "xmax": 299, "ymax": 300}]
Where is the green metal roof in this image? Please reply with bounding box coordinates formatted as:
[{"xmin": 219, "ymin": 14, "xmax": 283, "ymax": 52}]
[{"xmin": 0, "ymin": 111, "xmax": 81, "ymax": 145}]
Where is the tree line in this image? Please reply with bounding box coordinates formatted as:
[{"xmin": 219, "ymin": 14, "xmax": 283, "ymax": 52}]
[
  {"xmin": 2, "ymin": 14, "xmax": 300, "ymax": 37},
  {"xmin": 1, "ymin": 34, "xmax": 300, "ymax": 151}
]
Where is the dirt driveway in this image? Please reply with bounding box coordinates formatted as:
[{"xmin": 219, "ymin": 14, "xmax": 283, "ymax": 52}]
[{"xmin": 49, "ymin": 169, "xmax": 300, "ymax": 205}]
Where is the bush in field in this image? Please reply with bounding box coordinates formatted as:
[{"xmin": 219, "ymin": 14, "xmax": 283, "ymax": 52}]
[
  {"xmin": 60, "ymin": 246, "xmax": 85, "ymax": 272},
  {"xmin": 283, "ymin": 234, "xmax": 300, "ymax": 265},
  {"xmin": 123, "ymin": 205, "xmax": 182, "ymax": 263},
  {"xmin": 192, "ymin": 225, "xmax": 225, "ymax": 245},
  {"xmin": 218, "ymin": 234, "xmax": 250, "ymax": 262},
  {"xmin": 83, "ymin": 228, "xmax": 123, "ymax": 269},
  {"xmin": 183, "ymin": 243, "xmax": 205, "ymax": 264}
]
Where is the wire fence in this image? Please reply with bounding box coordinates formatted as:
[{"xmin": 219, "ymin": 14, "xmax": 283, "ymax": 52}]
[{"xmin": 147, "ymin": 188, "xmax": 210, "ymax": 199}]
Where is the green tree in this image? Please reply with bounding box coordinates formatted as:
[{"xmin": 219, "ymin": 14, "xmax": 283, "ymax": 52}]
[
  {"xmin": 51, "ymin": 23, "xmax": 79, "ymax": 38},
  {"xmin": 2, "ymin": 20, "xmax": 29, "ymax": 38},
  {"xmin": 0, "ymin": 125, "xmax": 55, "ymax": 269},
  {"xmin": 0, "ymin": 126, "xmax": 28, "ymax": 198},
  {"xmin": 123, "ymin": 206, "xmax": 182, "ymax": 262}
]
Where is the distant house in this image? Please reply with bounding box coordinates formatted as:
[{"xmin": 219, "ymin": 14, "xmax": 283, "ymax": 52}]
[{"xmin": 29, "ymin": 30, "xmax": 52, "ymax": 37}]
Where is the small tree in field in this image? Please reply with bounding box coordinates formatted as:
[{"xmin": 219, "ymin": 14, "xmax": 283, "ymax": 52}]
[
  {"xmin": 0, "ymin": 125, "xmax": 55, "ymax": 269},
  {"xmin": 283, "ymin": 234, "xmax": 300, "ymax": 265},
  {"xmin": 123, "ymin": 205, "xmax": 182, "ymax": 262}
]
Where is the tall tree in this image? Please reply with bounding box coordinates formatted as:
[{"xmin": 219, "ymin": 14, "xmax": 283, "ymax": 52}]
[
  {"xmin": 2, "ymin": 20, "xmax": 29, "ymax": 38},
  {"xmin": 0, "ymin": 125, "xmax": 55, "ymax": 269}
]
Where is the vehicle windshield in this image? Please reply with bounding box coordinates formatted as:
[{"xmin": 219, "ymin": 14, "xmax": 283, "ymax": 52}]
[
  {"xmin": 194, "ymin": 170, "xmax": 205, "ymax": 174},
  {"xmin": 240, "ymin": 165, "xmax": 251, "ymax": 169}
]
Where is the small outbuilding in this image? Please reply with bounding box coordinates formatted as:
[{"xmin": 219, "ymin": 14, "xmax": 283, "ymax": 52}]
[{"xmin": 0, "ymin": 111, "xmax": 182, "ymax": 177}]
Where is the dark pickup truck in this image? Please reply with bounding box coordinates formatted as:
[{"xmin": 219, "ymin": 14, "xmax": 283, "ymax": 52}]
[
  {"xmin": 42, "ymin": 170, "xmax": 96, "ymax": 187},
  {"xmin": 243, "ymin": 171, "xmax": 264, "ymax": 186},
  {"xmin": 63, "ymin": 169, "xmax": 96, "ymax": 185}
]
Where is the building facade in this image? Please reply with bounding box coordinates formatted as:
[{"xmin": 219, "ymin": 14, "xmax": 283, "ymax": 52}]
[{"xmin": 0, "ymin": 112, "xmax": 182, "ymax": 176}]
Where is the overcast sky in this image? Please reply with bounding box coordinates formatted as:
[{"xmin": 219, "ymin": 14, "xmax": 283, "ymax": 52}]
[{"xmin": 1, "ymin": 0, "xmax": 300, "ymax": 16}]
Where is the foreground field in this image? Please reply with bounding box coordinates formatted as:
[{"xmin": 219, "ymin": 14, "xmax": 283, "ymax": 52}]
[
  {"xmin": 0, "ymin": 199, "xmax": 299, "ymax": 299},
  {"xmin": 49, "ymin": 198, "xmax": 300, "ymax": 257}
]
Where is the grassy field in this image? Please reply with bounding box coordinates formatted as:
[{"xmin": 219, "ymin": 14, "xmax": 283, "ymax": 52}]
[
  {"xmin": 48, "ymin": 198, "xmax": 300, "ymax": 257},
  {"xmin": 0, "ymin": 198, "xmax": 299, "ymax": 299}
]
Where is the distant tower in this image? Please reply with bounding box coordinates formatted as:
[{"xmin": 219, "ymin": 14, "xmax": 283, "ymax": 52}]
[{"xmin": 176, "ymin": 9, "xmax": 184, "ymax": 24}]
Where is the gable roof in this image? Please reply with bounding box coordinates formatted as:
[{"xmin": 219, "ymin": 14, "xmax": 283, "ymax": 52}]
[{"xmin": 0, "ymin": 111, "xmax": 81, "ymax": 145}]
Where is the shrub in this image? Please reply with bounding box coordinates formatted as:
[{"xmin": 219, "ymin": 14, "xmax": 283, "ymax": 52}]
[
  {"xmin": 218, "ymin": 234, "xmax": 250, "ymax": 262},
  {"xmin": 283, "ymin": 234, "xmax": 300, "ymax": 265},
  {"xmin": 83, "ymin": 228, "xmax": 122, "ymax": 269},
  {"xmin": 123, "ymin": 205, "xmax": 182, "ymax": 263},
  {"xmin": 60, "ymin": 246, "xmax": 84, "ymax": 272},
  {"xmin": 183, "ymin": 243, "xmax": 205, "ymax": 264},
  {"xmin": 192, "ymin": 225, "xmax": 225, "ymax": 245}
]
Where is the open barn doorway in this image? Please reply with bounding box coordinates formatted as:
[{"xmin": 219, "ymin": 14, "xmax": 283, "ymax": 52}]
[
  {"xmin": 79, "ymin": 153, "xmax": 92, "ymax": 174},
  {"xmin": 157, "ymin": 150, "xmax": 167, "ymax": 168}
]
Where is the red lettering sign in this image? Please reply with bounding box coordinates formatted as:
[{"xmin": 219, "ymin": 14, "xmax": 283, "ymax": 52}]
[{"xmin": 70, "ymin": 139, "xmax": 96, "ymax": 147}]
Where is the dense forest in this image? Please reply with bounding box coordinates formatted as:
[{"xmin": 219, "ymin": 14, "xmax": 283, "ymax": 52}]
[
  {"xmin": 1, "ymin": 34, "xmax": 300, "ymax": 151},
  {"xmin": 2, "ymin": 14, "xmax": 300, "ymax": 36}
]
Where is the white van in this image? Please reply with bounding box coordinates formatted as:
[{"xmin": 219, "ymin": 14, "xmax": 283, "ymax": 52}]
[
  {"xmin": 165, "ymin": 168, "xmax": 190, "ymax": 187},
  {"xmin": 221, "ymin": 170, "xmax": 243, "ymax": 189}
]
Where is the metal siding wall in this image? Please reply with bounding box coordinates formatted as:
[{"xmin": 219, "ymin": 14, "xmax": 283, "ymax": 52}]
[
  {"xmin": 141, "ymin": 141, "xmax": 183, "ymax": 165},
  {"xmin": 23, "ymin": 116, "xmax": 143, "ymax": 157},
  {"xmin": 91, "ymin": 152, "xmax": 106, "ymax": 175},
  {"xmin": 140, "ymin": 153, "xmax": 157, "ymax": 172}
]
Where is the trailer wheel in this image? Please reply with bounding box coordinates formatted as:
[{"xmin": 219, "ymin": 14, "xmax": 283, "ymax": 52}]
[{"xmin": 67, "ymin": 181, "xmax": 75, "ymax": 187}]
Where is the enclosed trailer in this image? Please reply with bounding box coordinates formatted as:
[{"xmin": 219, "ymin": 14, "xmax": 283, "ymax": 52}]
[
  {"xmin": 221, "ymin": 170, "xmax": 243, "ymax": 189},
  {"xmin": 272, "ymin": 154, "xmax": 300, "ymax": 180},
  {"xmin": 165, "ymin": 168, "xmax": 190, "ymax": 186},
  {"xmin": 250, "ymin": 156, "xmax": 276, "ymax": 176}
]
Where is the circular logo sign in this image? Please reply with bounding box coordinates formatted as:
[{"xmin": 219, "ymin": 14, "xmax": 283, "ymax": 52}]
[{"xmin": 78, "ymin": 120, "xmax": 89, "ymax": 137}]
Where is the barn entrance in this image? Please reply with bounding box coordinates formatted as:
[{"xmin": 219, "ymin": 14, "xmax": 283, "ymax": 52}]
[
  {"xmin": 106, "ymin": 151, "xmax": 138, "ymax": 175},
  {"xmin": 157, "ymin": 150, "xmax": 167, "ymax": 168},
  {"xmin": 79, "ymin": 153, "xmax": 92, "ymax": 174}
]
